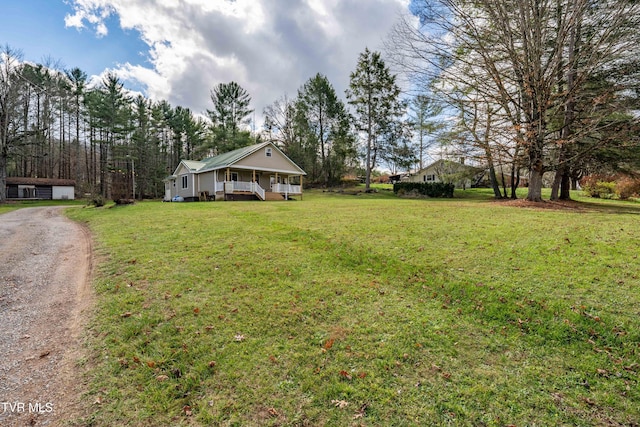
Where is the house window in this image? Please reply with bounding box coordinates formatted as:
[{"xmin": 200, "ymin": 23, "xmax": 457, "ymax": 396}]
[
  {"xmin": 231, "ymin": 172, "xmax": 238, "ymax": 182},
  {"xmin": 426, "ymin": 174, "xmax": 435, "ymax": 182},
  {"xmin": 265, "ymin": 147, "xmax": 272, "ymax": 157},
  {"xmin": 181, "ymin": 175, "xmax": 188, "ymax": 189}
]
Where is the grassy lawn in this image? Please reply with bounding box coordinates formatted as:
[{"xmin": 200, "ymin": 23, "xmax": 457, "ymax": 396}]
[{"xmin": 65, "ymin": 189, "xmax": 640, "ymax": 426}]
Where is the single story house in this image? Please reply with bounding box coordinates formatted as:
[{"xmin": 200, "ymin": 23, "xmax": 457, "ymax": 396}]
[
  {"xmin": 5, "ymin": 177, "xmax": 75, "ymax": 200},
  {"xmin": 408, "ymin": 159, "xmax": 482, "ymax": 189},
  {"xmin": 165, "ymin": 142, "xmax": 306, "ymax": 201}
]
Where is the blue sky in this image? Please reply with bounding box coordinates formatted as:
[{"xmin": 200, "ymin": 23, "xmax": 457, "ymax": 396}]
[
  {"xmin": 2, "ymin": 0, "xmax": 149, "ymax": 77},
  {"xmin": 1, "ymin": 0, "xmax": 412, "ymax": 123}
]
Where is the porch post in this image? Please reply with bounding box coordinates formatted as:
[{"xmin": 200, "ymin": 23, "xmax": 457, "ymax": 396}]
[
  {"xmin": 300, "ymin": 175, "xmax": 303, "ymax": 200},
  {"xmin": 252, "ymin": 170, "xmax": 256, "ymax": 182},
  {"xmin": 213, "ymin": 170, "xmax": 217, "ymax": 200},
  {"xmin": 226, "ymin": 168, "xmax": 230, "ymax": 181}
]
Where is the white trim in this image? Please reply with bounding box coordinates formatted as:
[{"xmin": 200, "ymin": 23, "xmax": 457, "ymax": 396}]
[{"xmin": 197, "ymin": 165, "xmax": 305, "ymax": 175}]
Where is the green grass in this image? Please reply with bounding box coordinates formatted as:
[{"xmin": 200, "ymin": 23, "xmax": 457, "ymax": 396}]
[{"xmin": 65, "ymin": 190, "xmax": 640, "ymax": 426}]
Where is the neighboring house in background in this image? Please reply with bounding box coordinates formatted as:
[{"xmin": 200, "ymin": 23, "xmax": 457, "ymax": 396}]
[
  {"xmin": 5, "ymin": 177, "xmax": 75, "ymax": 200},
  {"xmin": 408, "ymin": 159, "xmax": 482, "ymax": 189},
  {"xmin": 165, "ymin": 142, "xmax": 306, "ymax": 201}
]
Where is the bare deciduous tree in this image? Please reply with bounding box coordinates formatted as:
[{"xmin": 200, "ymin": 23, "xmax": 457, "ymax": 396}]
[{"xmin": 388, "ymin": 0, "xmax": 640, "ymax": 201}]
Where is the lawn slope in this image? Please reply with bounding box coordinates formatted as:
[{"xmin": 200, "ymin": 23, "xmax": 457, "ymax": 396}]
[{"xmin": 67, "ymin": 191, "xmax": 640, "ymax": 426}]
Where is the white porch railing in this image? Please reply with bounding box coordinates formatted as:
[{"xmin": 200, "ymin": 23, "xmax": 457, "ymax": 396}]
[
  {"xmin": 221, "ymin": 181, "xmax": 266, "ymax": 200},
  {"xmin": 272, "ymin": 183, "xmax": 302, "ymax": 194},
  {"xmin": 253, "ymin": 182, "xmax": 266, "ymax": 200}
]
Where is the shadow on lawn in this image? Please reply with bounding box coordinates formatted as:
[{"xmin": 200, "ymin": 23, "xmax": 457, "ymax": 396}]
[{"xmin": 494, "ymin": 197, "xmax": 640, "ymax": 215}]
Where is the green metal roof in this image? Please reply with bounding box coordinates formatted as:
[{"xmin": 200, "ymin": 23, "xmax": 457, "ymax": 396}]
[
  {"xmin": 172, "ymin": 142, "xmax": 306, "ymax": 176},
  {"xmin": 198, "ymin": 142, "xmax": 269, "ymax": 171},
  {"xmin": 182, "ymin": 160, "xmax": 206, "ymax": 171}
]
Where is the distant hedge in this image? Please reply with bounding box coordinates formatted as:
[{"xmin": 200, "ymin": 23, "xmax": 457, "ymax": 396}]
[{"xmin": 393, "ymin": 182, "xmax": 455, "ymax": 198}]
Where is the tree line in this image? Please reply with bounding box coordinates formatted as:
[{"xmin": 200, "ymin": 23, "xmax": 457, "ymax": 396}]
[
  {"xmin": 2, "ymin": 1, "xmax": 639, "ymax": 203},
  {"xmin": 1, "ymin": 44, "xmax": 430, "ymax": 202}
]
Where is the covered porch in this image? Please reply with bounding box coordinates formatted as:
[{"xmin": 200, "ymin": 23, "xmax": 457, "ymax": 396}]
[{"xmin": 214, "ymin": 168, "xmax": 304, "ymax": 201}]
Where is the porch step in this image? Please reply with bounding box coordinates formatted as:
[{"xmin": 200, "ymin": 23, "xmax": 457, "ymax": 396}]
[{"xmin": 265, "ymin": 192, "xmax": 285, "ymax": 201}]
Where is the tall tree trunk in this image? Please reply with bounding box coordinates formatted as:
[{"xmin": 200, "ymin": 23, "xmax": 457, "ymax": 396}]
[
  {"xmin": 0, "ymin": 149, "xmax": 6, "ymax": 202},
  {"xmin": 528, "ymin": 165, "xmax": 544, "ymax": 202},
  {"xmin": 510, "ymin": 152, "xmax": 519, "ymax": 200},
  {"xmin": 560, "ymin": 171, "xmax": 571, "ymax": 199},
  {"xmin": 487, "ymin": 163, "xmax": 502, "ymax": 198},
  {"xmin": 481, "ymin": 115, "xmax": 502, "ymax": 198},
  {"xmin": 550, "ymin": 166, "xmax": 562, "ymax": 200},
  {"xmin": 526, "ymin": 106, "xmax": 546, "ymax": 202}
]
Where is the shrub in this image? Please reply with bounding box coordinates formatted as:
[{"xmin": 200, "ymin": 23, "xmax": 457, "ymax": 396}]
[
  {"xmin": 91, "ymin": 195, "xmax": 105, "ymax": 207},
  {"xmin": 580, "ymin": 174, "xmax": 640, "ymax": 199},
  {"xmin": 580, "ymin": 175, "xmax": 609, "ymax": 197},
  {"xmin": 393, "ymin": 182, "xmax": 455, "ymax": 198},
  {"xmin": 596, "ymin": 181, "xmax": 617, "ymax": 199},
  {"xmin": 616, "ymin": 177, "xmax": 640, "ymax": 200}
]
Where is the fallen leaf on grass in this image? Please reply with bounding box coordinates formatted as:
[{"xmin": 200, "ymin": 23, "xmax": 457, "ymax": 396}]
[
  {"xmin": 156, "ymin": 375, "xmax": 169, "ymax": 382},
  {"xmin": 182, "ymin": 405, "xmax": 192, "ymax": 416},
  {"xmin": 332, "ymin": 400, "xmax": 349, "ymax": 409},
  {"xmin": 339, "ymin": 370, "xmax": 352, "ymax": 380},
  {"xmin": 120, "ymin": 312, "xmax": 132, "ymax": 318},
  {"xmin": 353, "ymin": 403, "xmax": 368, "ymax": 420},
  {"xmin": 234, "ymin": 334, "xmax": 245, "ymax": 342},
  {"xmin": 267, "ymin": 407, "xmax": 279, "ymax": 417}
]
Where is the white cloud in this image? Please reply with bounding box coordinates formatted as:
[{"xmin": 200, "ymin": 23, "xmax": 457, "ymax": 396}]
[{"xmin": 65, "ymin": 0, "xmax": 410, "ymax": 126}]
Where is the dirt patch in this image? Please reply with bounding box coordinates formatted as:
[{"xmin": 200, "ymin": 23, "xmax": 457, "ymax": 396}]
[{"xmin": 0, "ymin": 207, "xmax": 94, "ymax": 426}]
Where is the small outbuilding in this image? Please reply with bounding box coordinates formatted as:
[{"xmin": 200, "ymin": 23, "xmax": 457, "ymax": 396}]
[{"xmin": 5, "ymin": 177, "xmax": 76, "ymax": 200}]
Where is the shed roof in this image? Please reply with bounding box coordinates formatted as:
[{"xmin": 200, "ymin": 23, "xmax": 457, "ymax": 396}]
[{"xmin": 6, "ymin": 177, "xmax": 76, "ymax": 186}]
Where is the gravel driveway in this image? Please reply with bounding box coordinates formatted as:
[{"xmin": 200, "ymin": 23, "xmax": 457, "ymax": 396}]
[{"xmin": 0, "ymin": 207, "xmax": 92, "ymax": 426}]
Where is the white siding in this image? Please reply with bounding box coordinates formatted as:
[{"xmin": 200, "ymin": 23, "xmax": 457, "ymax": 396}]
[{"xmin": 52, "ymin": 186, "xmax": 75, "ymax": 200}]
